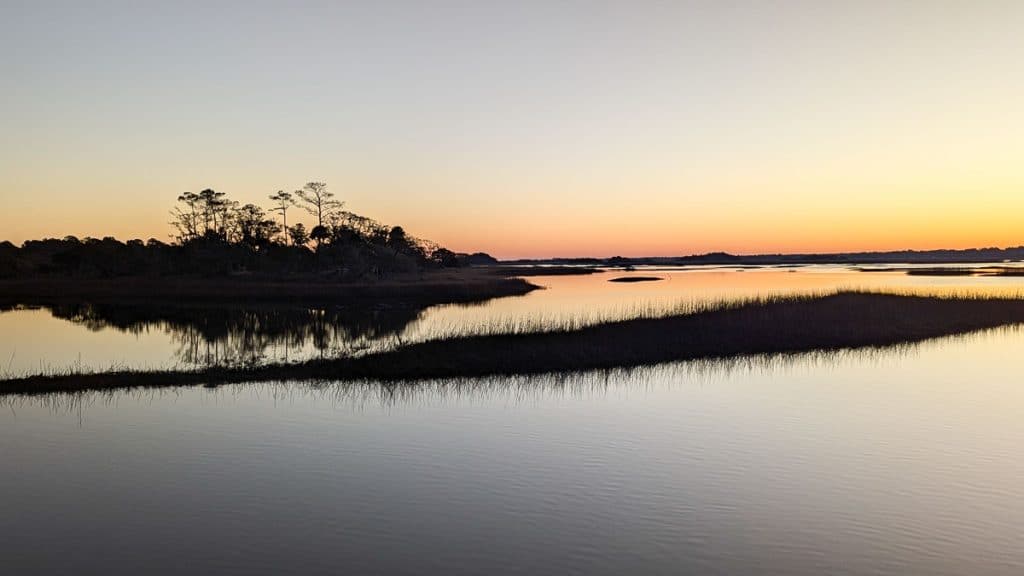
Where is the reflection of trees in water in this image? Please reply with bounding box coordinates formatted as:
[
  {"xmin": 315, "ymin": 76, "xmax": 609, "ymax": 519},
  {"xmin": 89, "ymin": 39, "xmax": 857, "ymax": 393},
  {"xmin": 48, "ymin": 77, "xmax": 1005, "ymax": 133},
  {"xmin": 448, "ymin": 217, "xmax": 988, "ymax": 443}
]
[{"xmin": 45, "ymin": 303, "xmax": 425, "ymax": 368}]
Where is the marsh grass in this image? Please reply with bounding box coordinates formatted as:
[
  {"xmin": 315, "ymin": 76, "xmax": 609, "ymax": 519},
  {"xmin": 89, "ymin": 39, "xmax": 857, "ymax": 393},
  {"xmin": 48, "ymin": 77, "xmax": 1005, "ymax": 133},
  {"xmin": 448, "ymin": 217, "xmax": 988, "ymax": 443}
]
[
  {"xmin": 0, "ymin": 344, "xmax": 955, "ymax": 414},
  {"xmin": 7, "ymin": 289, "xmax": 1024, "ymax": 394}
]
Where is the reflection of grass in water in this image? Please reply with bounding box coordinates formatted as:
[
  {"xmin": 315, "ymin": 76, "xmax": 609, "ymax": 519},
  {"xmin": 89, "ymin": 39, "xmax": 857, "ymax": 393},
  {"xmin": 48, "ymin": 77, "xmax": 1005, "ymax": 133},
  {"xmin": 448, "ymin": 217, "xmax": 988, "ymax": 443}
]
[
  {"xmin": 0, "ymin": 352, "xmax": 913, "ymax": 413},
  {"xmin": 11, "ymin": 281, "xmax": 1024, "ymax": 379},
  {"xmin": 5, "ymin": 330, "xmax": 1018, "ymax": 414},
  {"xmin": 7, "ymin": 290, "xmax": 1024, "ymax": 394},
  {"xmin": 5, "ymin": 286, "xmax": 1024, "ymax": 381}
]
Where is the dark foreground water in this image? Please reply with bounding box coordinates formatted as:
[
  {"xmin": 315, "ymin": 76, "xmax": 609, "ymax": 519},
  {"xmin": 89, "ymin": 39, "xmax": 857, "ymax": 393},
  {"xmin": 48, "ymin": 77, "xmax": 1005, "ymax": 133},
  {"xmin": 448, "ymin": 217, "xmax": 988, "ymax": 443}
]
[{"xmin": 3, "ymin": 330, "xmax": 1024, "ymax": 575}]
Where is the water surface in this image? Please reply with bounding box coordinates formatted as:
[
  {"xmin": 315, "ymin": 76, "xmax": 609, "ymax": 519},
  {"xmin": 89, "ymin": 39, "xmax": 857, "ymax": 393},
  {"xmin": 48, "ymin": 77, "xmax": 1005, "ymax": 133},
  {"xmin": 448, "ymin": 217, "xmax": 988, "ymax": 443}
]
[
  {"xmin": 3, "ymin": 332, "xmax": 1024, "ymax": 575},
  {"xmin": 5, "ymin": 265, "xmax": 1024, "ymax": 375}
]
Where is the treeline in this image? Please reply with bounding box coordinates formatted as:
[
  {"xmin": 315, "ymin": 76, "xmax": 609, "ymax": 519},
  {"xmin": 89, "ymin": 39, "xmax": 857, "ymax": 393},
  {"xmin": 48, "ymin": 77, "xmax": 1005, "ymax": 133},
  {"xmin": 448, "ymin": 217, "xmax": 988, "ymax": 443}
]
[
  {"xmin": 0, "ymin": 182, "xmax": 474, "ymax": 279},
  {"xmin": 506, "ymin": 247, "xmax": 1024, "ymax": 267}
]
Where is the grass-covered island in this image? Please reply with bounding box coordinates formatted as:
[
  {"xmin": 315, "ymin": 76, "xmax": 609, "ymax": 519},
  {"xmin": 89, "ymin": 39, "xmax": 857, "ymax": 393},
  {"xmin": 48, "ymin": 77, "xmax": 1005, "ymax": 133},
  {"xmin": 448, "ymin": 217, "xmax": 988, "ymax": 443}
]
[{"xmin": 5, "ymin": 291, "xmax": 1024, "ymax": 395}]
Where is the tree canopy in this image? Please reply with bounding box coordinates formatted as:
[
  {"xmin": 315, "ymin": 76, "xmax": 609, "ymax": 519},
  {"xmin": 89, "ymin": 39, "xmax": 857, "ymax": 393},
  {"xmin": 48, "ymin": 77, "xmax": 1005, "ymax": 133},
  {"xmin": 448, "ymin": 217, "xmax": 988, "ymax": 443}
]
[{"xmin": 1, "ymin": 183, "xmax": 463, "ymax": 279}]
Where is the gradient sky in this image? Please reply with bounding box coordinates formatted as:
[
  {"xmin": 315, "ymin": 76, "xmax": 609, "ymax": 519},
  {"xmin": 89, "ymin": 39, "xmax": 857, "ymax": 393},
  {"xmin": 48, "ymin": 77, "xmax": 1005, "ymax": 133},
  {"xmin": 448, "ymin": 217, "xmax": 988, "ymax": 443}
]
[{"xmin": 2, "ymin": 1, "xmax": 1023, "ymax": 258}]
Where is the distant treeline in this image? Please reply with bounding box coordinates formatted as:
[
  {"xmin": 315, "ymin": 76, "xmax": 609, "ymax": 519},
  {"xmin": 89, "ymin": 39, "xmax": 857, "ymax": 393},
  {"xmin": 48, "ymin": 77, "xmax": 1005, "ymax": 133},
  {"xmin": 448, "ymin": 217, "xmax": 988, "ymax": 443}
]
[
  {"xmin": 506, "ymin": 248, "xmax": 1024, "ymax": 267},
  {"xmin": 0, "ymin": 183, "xmax": 497, "ymax": 280}
]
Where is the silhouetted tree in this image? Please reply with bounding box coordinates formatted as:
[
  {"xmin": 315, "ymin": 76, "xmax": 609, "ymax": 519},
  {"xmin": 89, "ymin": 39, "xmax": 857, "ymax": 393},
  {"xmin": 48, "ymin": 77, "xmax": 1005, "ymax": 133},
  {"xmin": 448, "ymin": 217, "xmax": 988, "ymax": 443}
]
[
  {"xmin": 288, "ymin": 223, "xmax": 309, "ymax": 247},
  {"xmin": 310, "ymin": 225, "xmax": 331, "ymax": 248},
  {"xmin": 0, "ymin": 240, "xmax": 18, "ymax": 278},
  {"xmin": 345, "ymin": 211, "xmax": 390, "ymax": 243},
  {"xmin": 431, "ymin": 248, "xmax": 459, "ymax": 268},
  {"xmin": 171, "ymin": 192, "xmax": 201, "ymax": 242},
  {"xmin": 234, "ymin": 204, "xmax": 279, "ymax": 248},
  {"xmin": 197, "ymin": 189, "xmax": 226, "ymax": 237},
  {"xmin": 295, "ymin": 182, "xmax": 342, "ymax": 248},
  {"xmin": 173, "ymin": 189, "xmax": 234, "ymax": 241},
  {"xmin": 387, "ymin": 226, "xmax": 410, "ymax": 256},
  {"xmin": 268, "ymin": 190, "xmax": 295, "ymax": 245}
]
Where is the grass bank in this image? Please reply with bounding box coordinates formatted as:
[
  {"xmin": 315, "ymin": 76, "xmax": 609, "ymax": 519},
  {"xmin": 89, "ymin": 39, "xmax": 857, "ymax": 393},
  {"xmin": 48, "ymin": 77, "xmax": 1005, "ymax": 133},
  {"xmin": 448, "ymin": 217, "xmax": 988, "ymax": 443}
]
[{"xmin": 5, "ymin": 291, "xmax": 1024, "ymax": 395}]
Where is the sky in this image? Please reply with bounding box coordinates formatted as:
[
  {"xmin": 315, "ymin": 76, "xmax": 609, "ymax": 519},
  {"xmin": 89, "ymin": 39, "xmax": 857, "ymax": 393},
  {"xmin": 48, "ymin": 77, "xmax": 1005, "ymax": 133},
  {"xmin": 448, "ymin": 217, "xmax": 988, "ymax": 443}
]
[{"xmin": 2, "ymin": 0, "xmax": 1023, "ymax": 259}]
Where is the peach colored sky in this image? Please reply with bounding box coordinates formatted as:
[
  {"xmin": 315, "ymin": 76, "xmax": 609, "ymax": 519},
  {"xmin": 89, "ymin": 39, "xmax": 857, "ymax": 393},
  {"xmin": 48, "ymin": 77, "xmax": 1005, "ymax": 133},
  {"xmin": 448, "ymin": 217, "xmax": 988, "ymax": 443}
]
[{"xmin": 3, "ymin": 1, "xmax": 1023, "ymax": 259}]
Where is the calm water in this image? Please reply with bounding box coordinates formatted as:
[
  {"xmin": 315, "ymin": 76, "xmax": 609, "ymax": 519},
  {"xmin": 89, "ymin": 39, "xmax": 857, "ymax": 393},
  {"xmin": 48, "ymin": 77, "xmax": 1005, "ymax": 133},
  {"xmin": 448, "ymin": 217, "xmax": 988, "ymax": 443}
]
[
  {"xmin": 4, "ymin": 265, "xmax": 1024, "ymax": 374},
  {"xmin": 3, "ymin": 266, "xmax": 1024, "ymax": 574},
  {"xmin": 3, "ymin": 334, "xmax": 1024, "ymax": 575}
]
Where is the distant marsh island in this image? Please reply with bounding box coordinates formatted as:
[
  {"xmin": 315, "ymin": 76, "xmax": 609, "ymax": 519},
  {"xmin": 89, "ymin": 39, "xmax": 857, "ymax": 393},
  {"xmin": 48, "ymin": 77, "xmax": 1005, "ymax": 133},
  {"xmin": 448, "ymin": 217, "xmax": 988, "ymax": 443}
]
[
  {"xmin": 608, "ymin": 276, "xmax": 663, "ymax": 283},
  {"xmin": 853, "ymin": 266, "xmax": 1024, "ymax": 276}
]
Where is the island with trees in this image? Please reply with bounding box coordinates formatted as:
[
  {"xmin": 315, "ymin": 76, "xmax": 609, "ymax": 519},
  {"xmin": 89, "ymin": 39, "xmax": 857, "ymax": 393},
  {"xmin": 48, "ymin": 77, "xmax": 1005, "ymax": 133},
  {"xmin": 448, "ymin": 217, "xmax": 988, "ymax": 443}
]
[{"xmin": 0, "ymin": 182, "xmax": 533, "ymax": 307}]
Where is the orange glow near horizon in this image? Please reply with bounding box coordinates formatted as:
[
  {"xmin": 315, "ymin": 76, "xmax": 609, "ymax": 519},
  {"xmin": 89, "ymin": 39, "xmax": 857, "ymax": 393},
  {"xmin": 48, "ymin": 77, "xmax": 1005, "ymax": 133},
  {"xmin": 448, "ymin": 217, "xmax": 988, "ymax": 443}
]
[
  {"xmin": 4, "ymin": 182, "xmax": 1024, "ymax": 260},
  {"xmin": 3, "ymin": 2, "xmax": 1024, "ymax": 260}
]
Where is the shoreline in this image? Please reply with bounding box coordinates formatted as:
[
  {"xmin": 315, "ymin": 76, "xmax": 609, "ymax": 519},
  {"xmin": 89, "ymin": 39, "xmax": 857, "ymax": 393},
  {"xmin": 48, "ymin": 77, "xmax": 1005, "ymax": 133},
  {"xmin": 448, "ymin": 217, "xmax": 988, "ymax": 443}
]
[
  {"xmin": 6, "ymin": 291, "xmax": 1024, "ymax": 395},
  {"xmin": 0, "ymin": 268, "xmax": 544, "ymax": 308}
]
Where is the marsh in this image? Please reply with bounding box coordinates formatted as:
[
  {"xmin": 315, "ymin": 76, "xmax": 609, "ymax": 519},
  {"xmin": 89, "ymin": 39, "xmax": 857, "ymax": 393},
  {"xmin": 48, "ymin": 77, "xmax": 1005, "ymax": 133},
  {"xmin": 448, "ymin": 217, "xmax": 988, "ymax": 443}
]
[{"xmin": 5, "ymin": 265, "xmax": 1024, "ymax": 377}]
